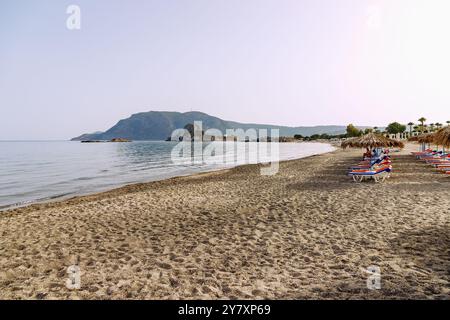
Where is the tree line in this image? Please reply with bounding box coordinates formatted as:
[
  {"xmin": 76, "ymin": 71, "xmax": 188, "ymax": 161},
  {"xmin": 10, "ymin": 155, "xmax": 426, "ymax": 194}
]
[{"xmin": 295, "ymin": 118, "xmax": 450, "ymax": 141}]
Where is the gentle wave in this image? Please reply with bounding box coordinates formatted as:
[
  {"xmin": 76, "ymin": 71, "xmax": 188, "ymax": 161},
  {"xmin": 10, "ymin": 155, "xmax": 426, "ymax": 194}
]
[{"xmin": 0, "ymin": 141, "xmax": 335, "ymax": 210}]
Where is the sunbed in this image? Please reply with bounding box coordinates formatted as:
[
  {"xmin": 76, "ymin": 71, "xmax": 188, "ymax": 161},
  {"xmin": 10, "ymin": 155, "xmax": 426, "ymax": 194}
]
[{"xmin": 348, "ymin": 165, "xmax": 392, "ymax": 183}]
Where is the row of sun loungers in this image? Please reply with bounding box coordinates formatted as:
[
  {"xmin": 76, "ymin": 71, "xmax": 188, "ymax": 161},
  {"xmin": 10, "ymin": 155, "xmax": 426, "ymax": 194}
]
[
  {"xmin": 412, "ymin": 149, "xmax": 450, "ymax": 174},
  {"xmin": 347, "ymin": 153, "xmax": 393, "ymax": 182}
]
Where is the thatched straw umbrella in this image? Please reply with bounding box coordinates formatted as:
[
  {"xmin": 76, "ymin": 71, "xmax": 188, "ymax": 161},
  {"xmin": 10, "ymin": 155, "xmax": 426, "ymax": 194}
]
[
  {"xmin": 434, "ymin": 127, "xmax": 450, "ymax": 147},
  {"xmin": 409, "ymin": 132, "xmax": 437, "ymax": 151},
  {"xmin": 416, "ymin": 133, "xmax": 436, "ymax": 144},
  {"xmin": 341, "ymin": 133, "xmax": 404, "ymax": 149}
]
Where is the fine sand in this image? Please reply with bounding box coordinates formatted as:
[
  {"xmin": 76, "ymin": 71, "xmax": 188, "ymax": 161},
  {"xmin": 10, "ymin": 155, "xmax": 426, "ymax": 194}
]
[{"xmin": 0, "ymin": 143, "xmax": 449, "ymax": 299}]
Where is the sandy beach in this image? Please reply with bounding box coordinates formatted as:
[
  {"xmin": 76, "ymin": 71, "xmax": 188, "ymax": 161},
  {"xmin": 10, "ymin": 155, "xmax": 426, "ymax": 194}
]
[{"xmin": 0, "ymin": 143, "xmax": 448, "ymax": 300}]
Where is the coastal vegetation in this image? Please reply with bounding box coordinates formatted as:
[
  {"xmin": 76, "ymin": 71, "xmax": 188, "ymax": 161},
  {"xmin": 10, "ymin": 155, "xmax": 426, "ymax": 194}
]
[{"xmin": 296, "ymin": 117, "xmax": 447, "ymax": 142}]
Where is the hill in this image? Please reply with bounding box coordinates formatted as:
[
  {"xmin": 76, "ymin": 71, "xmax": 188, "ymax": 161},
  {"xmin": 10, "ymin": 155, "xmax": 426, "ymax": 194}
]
[{"xmin": 71, "ymin": 111, "xmax": 351, "ymax": 141}]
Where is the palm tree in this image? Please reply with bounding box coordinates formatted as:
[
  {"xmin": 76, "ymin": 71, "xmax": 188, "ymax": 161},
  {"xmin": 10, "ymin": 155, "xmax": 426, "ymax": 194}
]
[
  {"xmin": 430, "ymin": 123, "xmax": 435, "ymax": 132},
  {"xmin": 407, "ymin": 122, "xmax": 414, "ymax": 137},
  {"xmin": 418, "ymin": 117, "xmax": 426, "ymax": 133}
]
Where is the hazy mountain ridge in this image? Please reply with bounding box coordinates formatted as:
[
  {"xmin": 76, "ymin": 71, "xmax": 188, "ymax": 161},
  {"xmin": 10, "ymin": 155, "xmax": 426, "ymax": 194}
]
[{"xmin": 71, "ymin": 111, "xmax": 352, "ymax": 141}]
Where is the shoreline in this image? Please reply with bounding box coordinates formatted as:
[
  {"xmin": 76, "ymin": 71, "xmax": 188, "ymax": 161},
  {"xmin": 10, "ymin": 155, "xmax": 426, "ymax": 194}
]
[
  {"xmin": 1, "ymin": 143, "xmax": 337, "ymax": 214},
  {"xmin": 1, "ymin": 143, "xmax": 448, "ymax": 299}
]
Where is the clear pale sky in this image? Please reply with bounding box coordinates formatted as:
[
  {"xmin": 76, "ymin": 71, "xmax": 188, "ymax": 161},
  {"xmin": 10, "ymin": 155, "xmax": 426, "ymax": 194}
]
[{"xmin": 1, "ymin": 0, "xmax": 449, "ymax": 140}]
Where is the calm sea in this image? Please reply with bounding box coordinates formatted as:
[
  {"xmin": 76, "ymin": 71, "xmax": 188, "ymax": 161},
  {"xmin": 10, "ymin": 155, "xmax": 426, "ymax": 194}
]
[{"xmin": 0, "ymin": 141, "xmax": 335, "ymax": 210}]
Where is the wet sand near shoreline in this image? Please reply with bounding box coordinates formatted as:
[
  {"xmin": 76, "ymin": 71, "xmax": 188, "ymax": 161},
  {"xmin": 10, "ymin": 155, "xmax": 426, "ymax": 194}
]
[{"xmin": 0, "ymin": 144, "xmax": 449, "ymax": 299}]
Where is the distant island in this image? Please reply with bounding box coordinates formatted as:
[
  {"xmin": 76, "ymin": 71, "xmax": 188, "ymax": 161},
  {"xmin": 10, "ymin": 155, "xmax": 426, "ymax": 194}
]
[
  {"xmin": 81, "ymin": 138, "xmax": 131, "ymax": 143},
  {"xmin": 71, "ymin": 111, "xmax": 361, "ymax": 141}
]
